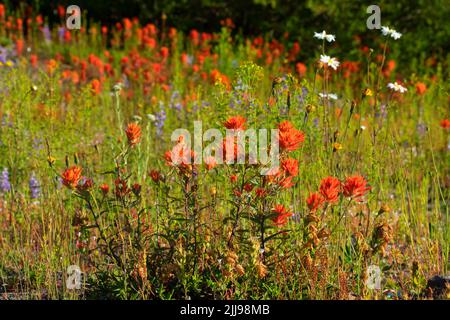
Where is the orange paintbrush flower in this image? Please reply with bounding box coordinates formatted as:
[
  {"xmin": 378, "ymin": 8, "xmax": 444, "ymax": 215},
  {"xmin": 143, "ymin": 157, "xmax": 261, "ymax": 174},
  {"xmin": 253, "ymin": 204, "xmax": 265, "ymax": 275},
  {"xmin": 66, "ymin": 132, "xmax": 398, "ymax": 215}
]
[
  {"xmin": 343, "ymin": 175, "xmax": 371, "ymax": 201},
  {"xmin": 415, "ymin": 82, "xmax": 427, "ymax": 95},
  {"xmin": 278, "ymin": 121, "xmax": 305, "ymax": 152},
  {"xmin": 149, "ymin": 170, "xmax": 161, "ymax": 183},
  {"xmin": 306, "ymin": 192, "xmax": 325, "ymax": 212},
  {"xmin": 99, "ymin": 183, "xmax": 109, "ymax": 195},
  {"xmin": 204, "ymin": 156, "xmax": 217, "ymax": 170},
  {"xmin": 125, "ymin": 123, "xmax": 141, "ymax": 146},
  {"xmin": 281, "ymin": 157, "xmax": 299, "ymax": 177},
  {"xmin": 61, "ymin": 166, "xmax": 82, "ymax": 189},
  {"xmin": 272, "ymin": 204, "xmax": 292, "ymax": 227},
  {"xmin": 224, "ymin": 116, "xmax": 246, "ymax": 130},
  {"xmin": 319, "ymin": 176, "xmax": 341, "ymax": 204},
  {"xmin": 91, "ymin": 79, "xmax": 101, "ymax": 95},
  {"xmin": 440, "ymin": 119, "xmax": 450, "ymax": 129}
]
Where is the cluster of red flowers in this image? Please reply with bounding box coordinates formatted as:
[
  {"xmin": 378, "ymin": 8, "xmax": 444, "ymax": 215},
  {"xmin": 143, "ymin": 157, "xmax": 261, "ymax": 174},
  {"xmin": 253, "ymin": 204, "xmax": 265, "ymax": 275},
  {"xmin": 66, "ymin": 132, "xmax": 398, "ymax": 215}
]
[
  {"xmin": 61, "ymin": 165, "xmax": 141, "ymax": 199},
  {"xmin": 163, "ymin": 139, "xmax": 196, "ymax": 176},
  {"xmin": 271, "ymin": 204, "xmax": 293, "ymax": 227},
  {"xmin": 307, "ymin": 175, "xmax": 371, "ymax": 212}
]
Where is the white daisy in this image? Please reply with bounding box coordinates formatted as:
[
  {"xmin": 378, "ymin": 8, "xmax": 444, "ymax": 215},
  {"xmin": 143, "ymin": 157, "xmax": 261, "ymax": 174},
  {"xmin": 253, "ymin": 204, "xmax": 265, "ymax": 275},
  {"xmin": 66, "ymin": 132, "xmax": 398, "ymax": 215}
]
[
  {"xmin": 387, "ymin": 82, "xmax": 407, "ymax": 93},
  {"xmin": 391, "ymin": 31, "xmax": 402, "ymax": 40},
  {"xmin": 320, "ymin": 54, "xmax": 340, "ymax": 70},
  {"xmin": 381, "ymin": 26, "xmax": 394, "ymax": 36},
  {"xmin": 381, "ymin": 26, "xmax": 402, "ymax": 40},
  {"xmin": 314, "ymin": 30, "xmax": 336, "ymax": 42},
  {"xmin": 319, "ymin": 93, "xmax": 338, "ymax": 100}
]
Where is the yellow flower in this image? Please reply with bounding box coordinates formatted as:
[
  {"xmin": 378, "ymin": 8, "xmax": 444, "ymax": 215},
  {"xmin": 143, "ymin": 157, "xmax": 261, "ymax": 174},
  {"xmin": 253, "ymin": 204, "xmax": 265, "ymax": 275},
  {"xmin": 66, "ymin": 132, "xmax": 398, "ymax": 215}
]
[
  {"xmin": 47, "ymin": 156, "xmax": 56, "ymax": 166},
  {"xmin": 333, "ymin": 143, "xmax": 343, "ymax": 152},
  {"xmin": 363, "ymin": 88, "xmax": 373, "ymax": 97}
]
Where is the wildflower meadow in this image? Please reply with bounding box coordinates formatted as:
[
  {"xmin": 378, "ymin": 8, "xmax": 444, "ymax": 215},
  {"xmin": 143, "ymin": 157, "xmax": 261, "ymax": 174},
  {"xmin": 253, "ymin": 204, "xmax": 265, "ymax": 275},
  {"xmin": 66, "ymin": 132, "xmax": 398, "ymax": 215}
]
[{"xmin": 0, "ymin": 1, "xmax": 448, "ymax": 303}]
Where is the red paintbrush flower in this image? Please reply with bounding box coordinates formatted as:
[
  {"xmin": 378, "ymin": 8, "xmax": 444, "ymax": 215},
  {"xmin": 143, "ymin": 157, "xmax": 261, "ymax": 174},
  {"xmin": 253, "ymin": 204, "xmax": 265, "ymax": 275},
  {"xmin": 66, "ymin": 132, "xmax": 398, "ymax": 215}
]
[
  {"xmin": 306, "ymin": 192, "xmax": 325, "ymax": 212},
  {"xmin": 440, "ymin": 119, "xmax": 450, "ymax": 129},
  {"xmin": 415, "ymin": 82, "xmax": 427, "ymax": 95},
  {"xmin": 281, "ymin": 158, "xmax": 299, "ymax": 177},
  {"xmin": 255, "ymin": 188, "xmax": 267, "ymax": 198},
  {"xmin": 91, "ymin": 79, "xmax": 101, "ymax": 95},
  {"xmin": 125, "ymin": 123, "xmax": 141, "ymax": 146},
  {"xmin": 278, "ymin": 121, "xmax": 295, "ymax": 133},
  {"xmin": 319, "ymin": 176, "xmax": 341, "ymax": 204},
  {"xmin": 343, "ymin": 175, "xmax": 371, "ymax": 201},
  {"xmin": 278, "ymin": 176, "xmax": 295, "ymax": 189},
  {"xmin": 99, "ymin": 183, "xmax": 109, "ymax": 195},
  {"xmin": 149, "ymin": 170, "xmax": 161, "ymax": 183},
  {"xmin": 278, "ymin": 121, "xmax": 305, "ymax": 152},
  {"xmin": 224, "ymin": 116, "xmax": 246, "ymax": 130},
  {"xmin": 272, "ymin": 204, "xmax": 292, "ymax": 227},
  {"xmin": 61, "ymin": 166, "xmax": 82, "ymax": 189},
  {"xmin": 114, "ymin": 178, "xmax": 130, "ymax": 197},
  {"xmin": 205, "ymin": 156, "xmax": 217, "ymax": 170}
]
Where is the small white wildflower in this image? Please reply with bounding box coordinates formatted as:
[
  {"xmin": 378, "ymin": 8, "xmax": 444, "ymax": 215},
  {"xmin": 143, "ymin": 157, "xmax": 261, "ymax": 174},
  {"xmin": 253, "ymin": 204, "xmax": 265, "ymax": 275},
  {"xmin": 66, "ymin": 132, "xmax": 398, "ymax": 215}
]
[
  {"xmin": 319, "ymin": 93, "xmax": 338, "ymax": 100},
  {"xmin": 326, "ymin": 34, "xmax": 335, "ymax": 42},
  {"xmin": 320, "ymin": 54, "xmax": 340, "ymax": 70},
  {"xmin": 387, "ymin": 82, "xmax": 407, "ymax": 93},
  {"xmin": 112, "ymin": 82, "xmax": 123, "ymax": 93},
  {"xmin": 381, "ymin": 26, "xmax": 394, "ymax": 36},
  {"xmin": 314, "ymin": 30, "xmax": 336, "ymax": 42},
  {"xmin": 132, "ymin": 115, "xmax": 142, "ymax": 122},
  {"xmin": 381, "ymin": 26, "xmax": 402, "ymax": 40},
  {"xmin": 391, "ymin": 31, "xmax": 402, "ymax": 40},
  {"xmin": 147, "ymin": 114, "xmax": 156, "ymax": 122}
]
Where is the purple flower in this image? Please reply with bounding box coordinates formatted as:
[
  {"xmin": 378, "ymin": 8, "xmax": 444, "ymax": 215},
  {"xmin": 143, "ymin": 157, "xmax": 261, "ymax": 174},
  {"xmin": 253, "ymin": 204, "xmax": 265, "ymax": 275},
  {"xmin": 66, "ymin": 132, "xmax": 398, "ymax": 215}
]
[
  {"xmin": 313, "ymin": 118, "xmax": 319, "ymax": 128},
  {"xmin": 29, "ymin": 173, "xmax": 41, "ymax": 199},
  {"xmin": 376, "ymin": 104, "xmax": 387, "ymax": 119},
  {"xmin": 58, "ymin": 27, "xmax": 65, "ymax": 41},
  {"xmin": 42, "ymin": 25, "xmax": 52, "ymax": 42},
  {"xmin": 33, "ymin": 137, "xmax": 44, "ymax": 151},
  {"xmin": 0, "ymin": 168, "xmax": 11, "ymax": 193},
  {"xmin": 155, "ymin": 102, "xmax": 166, "ymax": 137},
  {"xmin": 416, "ymin": 123, "xmax": 427, "ymax": 136}
]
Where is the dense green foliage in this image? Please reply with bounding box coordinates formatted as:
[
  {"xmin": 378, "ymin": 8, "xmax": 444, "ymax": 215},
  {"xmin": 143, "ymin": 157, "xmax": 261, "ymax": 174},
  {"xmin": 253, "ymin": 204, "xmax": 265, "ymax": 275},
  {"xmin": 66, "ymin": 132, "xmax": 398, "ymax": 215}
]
[{"xmin": 4, "ymin": 0, "xmax": 450, "ymax": 74}]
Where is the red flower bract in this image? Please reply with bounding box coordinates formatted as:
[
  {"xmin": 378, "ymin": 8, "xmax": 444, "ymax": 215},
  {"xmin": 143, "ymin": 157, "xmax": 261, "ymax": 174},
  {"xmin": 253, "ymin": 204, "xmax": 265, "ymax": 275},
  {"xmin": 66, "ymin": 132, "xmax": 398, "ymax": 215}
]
[
  {"xmin": 281, "ymin": 157, "xmax": 299, "ymax": 177},
  {"xmin": 61, "ymin": 166, "xmax": 82, "ymax": 189},
  {"xmin": 272, "ymin": 204, "xmax": 292, "ymax": 227},
  {"xmin": 306, "ymin": 192, "xmax": 325, "ymax": 212},
  {"xmin": 149, "ymin": 170, "xmax": 161, "ymax": 182},
  {"xmin": 440, "ymin": 119, "xmax": 450, "ymax": 129},
  {"xmin": 278, "ymin": 121, "xmax": 294, "ymax": 133},
  {"xmin": 319, "ymin": 176, "xmax": 341, "ymax": 203},
  {"xmin": 125, "ymin": 123, "xmax": 141, "ymax": 146},
  {"xmin": 278, "ymin": 121, "xmax": 305, "ymax": 152},
  {"xmin": 224, "ymin": 116, "xmax": 246, "ymax": 130},
  {"xmin": 114, "ymin": 178, "xmax": 130, "ymax": 197},
  {"xmin": 343, "ymin": 175, "xmax": 371, "ymax": 201},
  {"xmin": 99, "ymin": 183, "xmax": 109, "ymax": 195}
]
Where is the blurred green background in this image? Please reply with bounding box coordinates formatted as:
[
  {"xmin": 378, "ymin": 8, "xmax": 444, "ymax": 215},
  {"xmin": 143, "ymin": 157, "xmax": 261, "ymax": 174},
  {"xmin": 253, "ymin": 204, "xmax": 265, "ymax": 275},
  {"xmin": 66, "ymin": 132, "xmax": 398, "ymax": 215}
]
[{"xmin": 5, "ymin": 0, "xmax": 450, "ymax": 75}]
